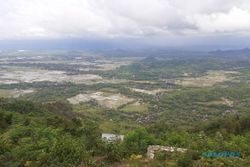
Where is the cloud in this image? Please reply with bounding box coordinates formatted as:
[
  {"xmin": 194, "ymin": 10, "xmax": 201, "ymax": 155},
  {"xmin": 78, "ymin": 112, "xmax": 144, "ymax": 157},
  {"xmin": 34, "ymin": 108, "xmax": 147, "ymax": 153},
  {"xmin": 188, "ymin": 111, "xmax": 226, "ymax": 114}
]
[
  {"xmin": 0, "ymin": 0, "xmax": 250, "ymax": 39},
  {"xmin": 191, "ymin": 6, "xmax": 250, "ymax": 33}
]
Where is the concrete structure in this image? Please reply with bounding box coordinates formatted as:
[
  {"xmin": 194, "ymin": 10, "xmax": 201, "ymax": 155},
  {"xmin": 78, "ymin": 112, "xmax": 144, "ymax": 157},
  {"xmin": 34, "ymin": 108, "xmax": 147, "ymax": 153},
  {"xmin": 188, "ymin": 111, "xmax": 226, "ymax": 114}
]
[{"xmin": 147, "ymin": 145, "xmax": 187, "ymax": 159}]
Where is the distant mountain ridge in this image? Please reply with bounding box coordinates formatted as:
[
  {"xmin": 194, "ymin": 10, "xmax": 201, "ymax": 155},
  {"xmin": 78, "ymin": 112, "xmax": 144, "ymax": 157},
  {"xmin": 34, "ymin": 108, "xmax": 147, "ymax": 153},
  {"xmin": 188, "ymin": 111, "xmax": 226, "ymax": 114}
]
[{"xmin": 210, "ymin": 48, "xmax": 250, "ymax": 56}]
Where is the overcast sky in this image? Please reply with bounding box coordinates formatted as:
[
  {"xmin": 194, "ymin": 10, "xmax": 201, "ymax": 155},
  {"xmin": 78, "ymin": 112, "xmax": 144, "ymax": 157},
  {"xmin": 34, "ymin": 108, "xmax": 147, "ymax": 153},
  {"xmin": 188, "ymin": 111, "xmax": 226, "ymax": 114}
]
[{"xmin": 0, "ymin": 0, "xmax": 250, "ymax": 49}]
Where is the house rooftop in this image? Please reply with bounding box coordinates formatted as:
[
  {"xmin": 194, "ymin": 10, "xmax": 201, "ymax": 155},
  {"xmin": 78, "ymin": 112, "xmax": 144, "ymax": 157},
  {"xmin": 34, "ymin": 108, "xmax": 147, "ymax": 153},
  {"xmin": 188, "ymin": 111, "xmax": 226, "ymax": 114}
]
[{"xmin": 101, "ymin": 133, "xmax": 124, "ymax": 142}]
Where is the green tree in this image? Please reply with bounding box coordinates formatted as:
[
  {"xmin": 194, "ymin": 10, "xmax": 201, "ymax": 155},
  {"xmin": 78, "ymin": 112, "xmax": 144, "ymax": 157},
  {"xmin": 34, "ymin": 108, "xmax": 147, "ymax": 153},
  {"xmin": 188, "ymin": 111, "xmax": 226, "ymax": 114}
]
[
  {"xmin": 45, "ymin": 137, "xmax": 89, "ymax": 167},
  {"xmin": 123, "ymin": 128, "xmax": 155, "ymax": 155},
  {"xmin": 82, "ymin": 121, "xmax": 102, "ymax": 152}
]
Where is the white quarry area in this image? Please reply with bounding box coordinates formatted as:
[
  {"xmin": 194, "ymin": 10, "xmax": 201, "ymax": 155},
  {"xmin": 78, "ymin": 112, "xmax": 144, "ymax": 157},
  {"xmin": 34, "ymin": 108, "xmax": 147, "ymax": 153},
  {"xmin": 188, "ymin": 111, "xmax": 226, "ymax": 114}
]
[{"xmin": 67, "ymin": 92, "xmax": 134, "ymax": 109}]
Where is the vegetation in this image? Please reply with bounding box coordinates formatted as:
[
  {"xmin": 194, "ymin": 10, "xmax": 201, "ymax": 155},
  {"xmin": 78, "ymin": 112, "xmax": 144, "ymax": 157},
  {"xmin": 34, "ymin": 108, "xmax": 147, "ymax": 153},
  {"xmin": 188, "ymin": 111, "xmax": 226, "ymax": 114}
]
[{"xmin": 0, "ymin": 50, "xmax": 250, "ymax": 166}]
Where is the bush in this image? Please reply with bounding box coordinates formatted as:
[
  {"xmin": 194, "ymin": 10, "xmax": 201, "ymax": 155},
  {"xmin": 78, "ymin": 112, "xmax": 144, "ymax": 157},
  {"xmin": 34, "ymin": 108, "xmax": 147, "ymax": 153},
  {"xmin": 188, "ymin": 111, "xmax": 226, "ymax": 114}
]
[
  {"xmin": 45, "ymin": 137, "xmax": 89, "ymax": 167},
  {"xmin": 123, "ymin": 128, "xmax": 155, "ymax": 155},
  {"xmin": 105, "ymin": 143, "xmax": 124, "ymax": 163}
]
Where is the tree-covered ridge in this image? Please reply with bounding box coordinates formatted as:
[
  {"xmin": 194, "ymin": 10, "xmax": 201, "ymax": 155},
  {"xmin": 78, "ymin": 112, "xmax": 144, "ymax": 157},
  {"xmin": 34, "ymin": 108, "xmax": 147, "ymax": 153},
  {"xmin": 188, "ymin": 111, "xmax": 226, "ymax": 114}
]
[
  {"xmin": 0, "ymin": 98, "xmax": 249, "ymax": 167},
  {"xmin": 110, "ymin": 56, "xmax": 250, "ymax": 80}
]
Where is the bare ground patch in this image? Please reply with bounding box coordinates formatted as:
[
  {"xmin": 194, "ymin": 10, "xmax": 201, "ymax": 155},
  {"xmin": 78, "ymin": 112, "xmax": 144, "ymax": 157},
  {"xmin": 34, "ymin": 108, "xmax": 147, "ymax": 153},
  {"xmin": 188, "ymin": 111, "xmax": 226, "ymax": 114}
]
[
  {"xmin": 0, "ymin": 89, "xmax": 34, "ymax": 98},
  {"xmin": 175, "ymin": 71, "xmax": 237, "ymax": 87},
  {"xmin": 194, "ymin": 97, "xmax": 234, "ymax": 107},
  {"xmin": 0, "ymin": 67, "xmax": 103, "ymax": 84},
  {"xmin": 130, "ymin": 88, "xmax": 170, "ymax": 95}
]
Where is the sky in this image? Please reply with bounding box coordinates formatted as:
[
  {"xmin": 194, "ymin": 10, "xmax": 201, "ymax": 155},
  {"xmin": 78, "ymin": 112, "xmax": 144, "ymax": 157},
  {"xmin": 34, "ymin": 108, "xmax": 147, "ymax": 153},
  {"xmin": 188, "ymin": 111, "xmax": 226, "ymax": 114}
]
[{"xmin": 0, "ymin": 0, "xmax": 250, "ymax": 50}]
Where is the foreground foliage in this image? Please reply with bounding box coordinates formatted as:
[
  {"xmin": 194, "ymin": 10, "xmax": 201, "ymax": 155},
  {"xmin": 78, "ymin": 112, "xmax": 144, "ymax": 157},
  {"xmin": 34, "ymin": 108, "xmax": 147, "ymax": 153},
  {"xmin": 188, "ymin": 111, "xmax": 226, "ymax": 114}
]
[{"xmin": 0, "ymin": 99, "xmax": 249, "ymax": 166}]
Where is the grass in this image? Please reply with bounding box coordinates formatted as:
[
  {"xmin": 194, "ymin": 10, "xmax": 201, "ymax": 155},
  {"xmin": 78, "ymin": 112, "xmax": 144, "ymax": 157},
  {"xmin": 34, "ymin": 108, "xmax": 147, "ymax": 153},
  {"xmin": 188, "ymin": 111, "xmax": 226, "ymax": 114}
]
[
  {"xmin": 0, "ymin": 89, "xmax": 11, "ymax": 97},
  {"xmin": 121, "ymin": 102, "xmax": 149, "ymax": 113},
  {"xmin": 73, "ymin": 104, "xmax": 106, "ymax": 120},
  {"xmin": 73, "ymin": 104, "xmax": 142, "ymax": 134},
  {"xmin": 99, "ymin": 120, "xmax": 141, "ymax": 134}
]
